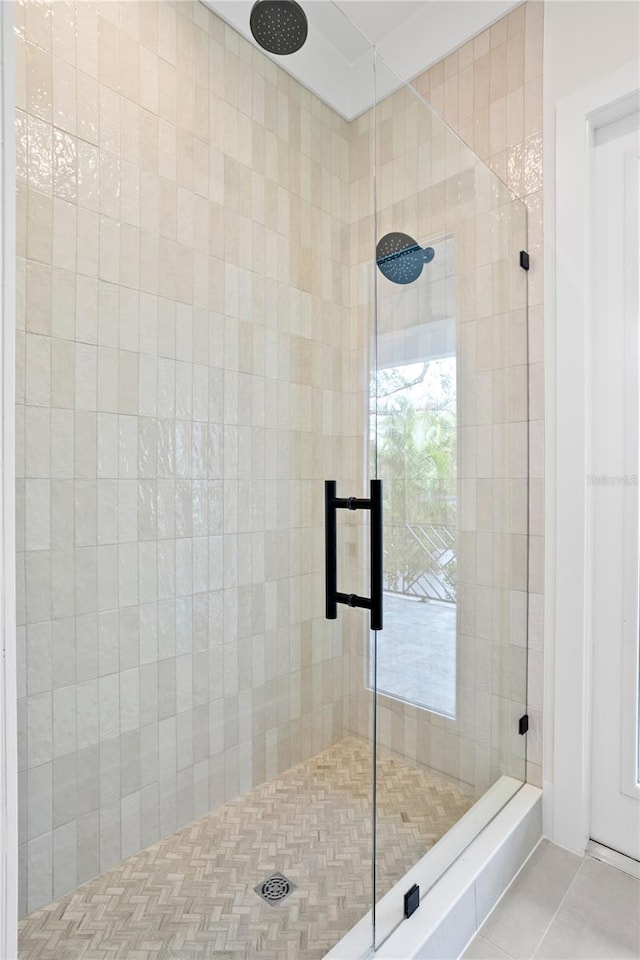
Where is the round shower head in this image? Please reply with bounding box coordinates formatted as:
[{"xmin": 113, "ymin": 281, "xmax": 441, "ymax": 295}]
[
  {"xmin": 250, "ymin": 0, "xmax": 308, "ymax": 55},
  {"xmin": 376, "ymin": 232, "xmax": 435, "ymax": 285}
]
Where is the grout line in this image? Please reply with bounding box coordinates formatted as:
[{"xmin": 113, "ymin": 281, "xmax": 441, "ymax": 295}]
[
  {"xmin": 527, "ymin": 857, "xmax": 586, "ymax": 959},
  {"xmin": 472, "ymin": 841, "xmax": 584, "ymax": 960},
  {"xmin": 479, "ymin": 933, "xmax": 516, "ymax": 960}
]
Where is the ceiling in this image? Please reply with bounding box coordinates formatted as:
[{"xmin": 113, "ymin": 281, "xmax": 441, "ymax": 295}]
[{"xmin": 202, "ymin": 0, "xmax": 520, "ymax": 119}]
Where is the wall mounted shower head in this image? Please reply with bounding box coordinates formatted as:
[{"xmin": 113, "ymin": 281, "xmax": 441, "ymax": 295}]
[
  {"xmin": 376, "ymin": 232, "xmax": 435, "ymax": 285},
  {"xmin": 250, "ymin": 0, "xmax": 308, "ymax": 55}
]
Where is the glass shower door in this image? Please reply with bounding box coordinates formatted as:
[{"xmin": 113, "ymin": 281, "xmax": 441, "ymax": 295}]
[{"xmin": 368, "ymin": 54, "xmax": 530, "ymax": 950}]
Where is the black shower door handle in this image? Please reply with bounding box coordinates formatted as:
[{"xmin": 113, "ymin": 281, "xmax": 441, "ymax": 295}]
[
  {"xmin": 370, "ymin": 479, "xmax": 383, "ymax": 630},
  {"xmin": 324, "ymin": 479, "xmax": 383, "ymax": 630}
]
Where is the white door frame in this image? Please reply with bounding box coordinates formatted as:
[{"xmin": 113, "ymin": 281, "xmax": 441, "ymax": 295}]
[
  {"xmin": 546, "ymin": 61, "xmax": 640, "ymax": 855},
  {"xmin": 589, "ymin": 119, "xmax": 640, "ymax": 859},
  {"xmin": 0, "ymin": 0, "xmax": 17, "ymax": 955}
]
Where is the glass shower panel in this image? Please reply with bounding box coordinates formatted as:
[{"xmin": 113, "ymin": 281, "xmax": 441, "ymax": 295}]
[{"xmin": 369, "ymin": 55, "xmax": 529, "ymax": 948}]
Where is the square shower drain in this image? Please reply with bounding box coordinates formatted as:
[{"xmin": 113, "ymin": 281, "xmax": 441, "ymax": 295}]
[{"xmin": 254, "ymin": 873, "xmax": 297, "ymax": 906}]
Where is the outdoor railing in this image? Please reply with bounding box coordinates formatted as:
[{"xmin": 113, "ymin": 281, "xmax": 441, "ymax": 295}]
[{"xmin": 383, "ymin": 521, "xmax": 456, "ymax": 602}]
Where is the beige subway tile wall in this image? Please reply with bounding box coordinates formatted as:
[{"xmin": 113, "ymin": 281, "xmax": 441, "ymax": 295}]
[
  {"xmin": 16, "ymin": 0, "xmax": 542, "ymax": 924},
  {"xmin": 15, "ymin": 0, "xmax": 356, "ymax": 917}
]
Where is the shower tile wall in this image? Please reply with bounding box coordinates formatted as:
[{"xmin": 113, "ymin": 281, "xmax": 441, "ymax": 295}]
[
  {"xmin": 15, "ymin": 0, "xmax": 354, "ymax": 917},
  {"xmin": 413, "ymin": 0, "xmax": 544, "ymax": 788},
  {"xmin": 346, "ymin": 1, "xmax": 543, "ymax": 792}
]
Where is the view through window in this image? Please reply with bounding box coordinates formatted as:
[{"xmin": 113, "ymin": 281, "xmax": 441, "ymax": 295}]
[{"xmin": 370, "ymin": 353, "xmax": 457, "ymax": 718}]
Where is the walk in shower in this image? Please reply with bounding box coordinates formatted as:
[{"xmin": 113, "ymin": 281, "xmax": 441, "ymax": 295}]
[{"xmin": 15, "ymin": 0, "xmax": 530, "ymax": 956}]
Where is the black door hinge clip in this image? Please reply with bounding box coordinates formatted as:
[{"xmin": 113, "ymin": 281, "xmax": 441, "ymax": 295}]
[{"xmin": 404, "ymin": 883, "xmax": 420, "ymax": 918}]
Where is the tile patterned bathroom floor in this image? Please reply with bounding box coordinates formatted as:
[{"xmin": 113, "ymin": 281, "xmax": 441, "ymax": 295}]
[
  {"xmin": 463, "ymin": 839, "xmax": 640, "ymax": 960},
  {"xmin": 18, "ymin": 736, "xmax": 475, "ymax": 960}
]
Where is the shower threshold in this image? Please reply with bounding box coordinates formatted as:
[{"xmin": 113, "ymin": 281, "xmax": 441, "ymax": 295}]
[{"xmin": 18, "ymin": 736, "xmax": 475, "ymax": 960}]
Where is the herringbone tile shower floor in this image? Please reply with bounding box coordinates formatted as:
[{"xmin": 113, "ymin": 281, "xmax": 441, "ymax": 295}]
[{"xmin": 18, "ymin": 737, "xmax": 475, "ymax": 960}]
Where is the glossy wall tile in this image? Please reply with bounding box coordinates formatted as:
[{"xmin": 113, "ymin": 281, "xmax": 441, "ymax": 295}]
[
  {"xmin": 15, "ymin": 0, "xmax": 544, "ymax": 923},
  {"xmin": 15, "ymin": 0, "xmax": 357, "ymax": 917}
]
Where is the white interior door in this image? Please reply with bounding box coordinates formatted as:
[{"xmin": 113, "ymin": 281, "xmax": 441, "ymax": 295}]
[{"xmin": 589, "ymin": 111, "xmax": 640, "ymax": 862}]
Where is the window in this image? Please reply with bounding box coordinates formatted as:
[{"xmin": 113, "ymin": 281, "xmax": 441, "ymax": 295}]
[{"xmin": 370, "ymin": 257, "xmax": 458, "ymax": 717}]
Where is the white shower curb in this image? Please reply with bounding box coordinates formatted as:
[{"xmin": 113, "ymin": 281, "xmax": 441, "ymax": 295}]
[{"xmin": 326, "ymin": 781, "xmax": 542, "ymax": 959}]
